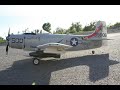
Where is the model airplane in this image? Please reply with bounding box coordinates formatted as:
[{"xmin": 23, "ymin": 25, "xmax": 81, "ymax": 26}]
[{"xmin": 6, "ymin": 21, "xmax": 108, "ymax": 65}]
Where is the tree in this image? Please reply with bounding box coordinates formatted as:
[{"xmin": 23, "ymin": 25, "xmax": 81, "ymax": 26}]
[
  {"xmin": 73, "ymin": 22, "xmax": 82, "ymax": 32},
  {"xmin": 22, "ymin": 28, "xmax": 29, "ymax": 33},
  {"xmin": 65, "ymin": 22, "xmax": 82, "ymax": 34},
  {"xmin": 25, "ymin": 28, "xmax": 29, "ymax": 33},
  {"xmin": 83, "ymin": 22, "xmax": 96, "ymax": 31},
  {"xmin": 0, "ymin": 36, "xmax": 5, "ymax": 43},
  {"xmin": 67, "ymin": 27, "xmax": 76, "ymax": 34},
  {"xmin": 42, "ymin": 22, "xmax": 51, "ymax": 33},
  {"xmin": 112, "ymin": 22, "xmax": 120, "ymax": 29},
  {"xmin": 22, "ymin": 31, "xmax": 25, "ymax": 33},
  {"xmin": 54, "ymin": 27, "xmax": 66, "ymax": 34},
  {"xmin": 36, "ymin": 29, "xmax": 39, "ymax": 34},
  {"xmin": 0, "ymin": 36, "xmax": 3, "ymax": 40},
  {"xmin": 40, "ymin": 30, "xmax": 42, "ymax": 34},
  {"xmin": 18, "ymin": 31, "xmax": 19, "ymax": 34},
  {"xmin": 106, "ymin": 22, "xmax": 120, "ymax": 29},
  {"xmin": 34, "ymin": 30, "xmax": 37, "ymax": 34},
  {"xmin": 31, "ymin": 31, "xmax": 34, "ymax": 33},
  {"xmin": 107, "ymin": 23, "xmax": 112, "ymax": 29}
]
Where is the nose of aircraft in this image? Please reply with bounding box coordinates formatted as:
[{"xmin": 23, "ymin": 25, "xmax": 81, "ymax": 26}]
[{"xmin": 6, "ymin": 36, "xmax": 9, "ymax": 41}]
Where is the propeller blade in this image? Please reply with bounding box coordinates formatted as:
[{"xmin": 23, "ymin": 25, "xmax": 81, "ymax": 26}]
[
  {"xmin": 6, "ymin": 44, "xmax": 9, "ymax": 55},
  {"xmin": 6, "ymin": 28, "xmax": 10, "ymax": 55},
  {"xmin": 8, "ymin": 28, "xmax": 10, "ymax": 36}
]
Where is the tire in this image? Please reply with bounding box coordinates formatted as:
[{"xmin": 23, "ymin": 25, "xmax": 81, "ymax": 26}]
[
  {"xmin": 92, "ymin": 51, "xmax": 95, "ymax": 54},
  {"xmin": 33, "ymin": 58, "xmax": 40, "ymax": 65}
]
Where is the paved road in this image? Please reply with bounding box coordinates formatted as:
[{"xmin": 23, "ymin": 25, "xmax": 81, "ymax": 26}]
[{"xmin": 0, "ymin": 33, "xmax": 120, "ymax": 85}]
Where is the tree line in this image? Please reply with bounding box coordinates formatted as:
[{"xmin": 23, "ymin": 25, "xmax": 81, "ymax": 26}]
[
  {"xmin": 53, "ymin": 22, "xmax": 120, "ymax": 34},
  {"xmin": 19, "ymin": 21, "xmax": 120, "ymax": 35},
  {"xmin": 53, "ymin": 22, "xmax": 96, "ymax": 34},
  {"xmin": 21, "ymin": 21, "xmax": 97, "ymax": 34}
]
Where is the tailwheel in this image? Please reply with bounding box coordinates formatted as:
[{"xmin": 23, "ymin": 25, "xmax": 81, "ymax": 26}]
[
  {"xmin": 33, "ymin": 58, "xmax": 40, "ymax": 65},
  {"xmin": 92, "ymin": 50, "xmax": 95, "ymax": 54}
]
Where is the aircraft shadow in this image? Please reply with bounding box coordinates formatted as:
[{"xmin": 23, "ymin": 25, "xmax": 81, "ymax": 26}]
[{"xmin": 0, "ymin": 54, "xmax": 119, "ymax": 85}]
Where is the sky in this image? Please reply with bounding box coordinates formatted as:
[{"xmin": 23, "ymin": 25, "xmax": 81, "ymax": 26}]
[{"xmin": 0, "ymin": 5, "xmax": 120, "ymax": 39}]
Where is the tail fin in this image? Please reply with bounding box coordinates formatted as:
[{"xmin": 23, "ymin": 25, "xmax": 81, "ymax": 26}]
[
  {"xmin": 95, "ymin": 21, "xmax": 107, "ymax": 39},
  {"xmin": 84, "ymin": 21, "xmax": 107, "ymax": 40}
]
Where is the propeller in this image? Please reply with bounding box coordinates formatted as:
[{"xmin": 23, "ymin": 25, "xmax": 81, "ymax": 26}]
[{"xmin": 6, "ymin": 28, "xmax": 10, "ymax": 55}]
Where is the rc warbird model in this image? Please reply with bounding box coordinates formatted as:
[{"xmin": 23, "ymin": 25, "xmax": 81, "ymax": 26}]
[{"xmin": 6, "ymin": 21, "xmax": 108, "ymax": 65}]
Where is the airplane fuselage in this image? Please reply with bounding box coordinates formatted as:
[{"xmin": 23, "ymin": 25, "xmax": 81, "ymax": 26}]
[{"xmin": 8, "ymin": 33, "xmax": 103, "ymax": 51}]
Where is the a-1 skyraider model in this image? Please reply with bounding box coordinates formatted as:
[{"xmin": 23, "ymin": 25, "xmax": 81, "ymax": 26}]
[{"xmin": 6, "ymin": 21, "xmax": 108, "ymax": 65}]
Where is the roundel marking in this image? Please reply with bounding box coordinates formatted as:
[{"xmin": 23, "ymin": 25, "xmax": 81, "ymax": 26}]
[{"xmin": 70, "ymin": 38, "xmax": 78, "ymax": 46}]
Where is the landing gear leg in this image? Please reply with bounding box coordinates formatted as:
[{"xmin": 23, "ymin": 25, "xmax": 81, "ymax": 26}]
[{"xmin": 33, "ymin": 58, "xmax": 40, "ymax": 65}]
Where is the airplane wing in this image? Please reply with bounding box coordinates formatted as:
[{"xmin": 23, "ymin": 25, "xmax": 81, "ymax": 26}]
[
  {"xmin": 36, "ymin": 43, "xmax": 73, "ymax": 54},
  {"xmin": 84, "ymin": 38, "xmax": 113, "ymax": 41}
]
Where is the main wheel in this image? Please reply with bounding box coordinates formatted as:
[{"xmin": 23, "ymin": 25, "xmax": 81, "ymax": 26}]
[{"xmin": 33, "ymin": 58, "xmax": 40, "ymax": 65}]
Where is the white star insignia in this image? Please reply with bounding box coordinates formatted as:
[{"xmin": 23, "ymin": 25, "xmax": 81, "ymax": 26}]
[{"xmin": 71, "ymin": 39, "xmax": 78, "ymax": 45}]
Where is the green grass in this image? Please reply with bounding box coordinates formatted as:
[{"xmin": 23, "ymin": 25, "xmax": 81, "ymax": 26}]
[{"xmin": 0, "ymin": 39, "xmax": 6, "ymax": 44}]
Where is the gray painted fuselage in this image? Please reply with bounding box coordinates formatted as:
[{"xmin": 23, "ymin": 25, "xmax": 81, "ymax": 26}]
[{"xmin": 9, "ymin": 33, "xmax": 103, "ymax": 51}]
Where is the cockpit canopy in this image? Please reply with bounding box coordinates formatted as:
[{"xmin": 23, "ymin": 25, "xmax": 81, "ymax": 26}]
[{"xmin": 23, "ymin": 33, "xmax": 36, "ymax": 35}]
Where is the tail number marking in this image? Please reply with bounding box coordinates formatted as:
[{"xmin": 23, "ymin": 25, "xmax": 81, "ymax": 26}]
[
  {"xmin": 97, "ymin": 33, "xmax": 107, "ymax": 37},
  {"xmin": 12, "ymin": 38, "xmax": 23, "ymax": 43}
]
